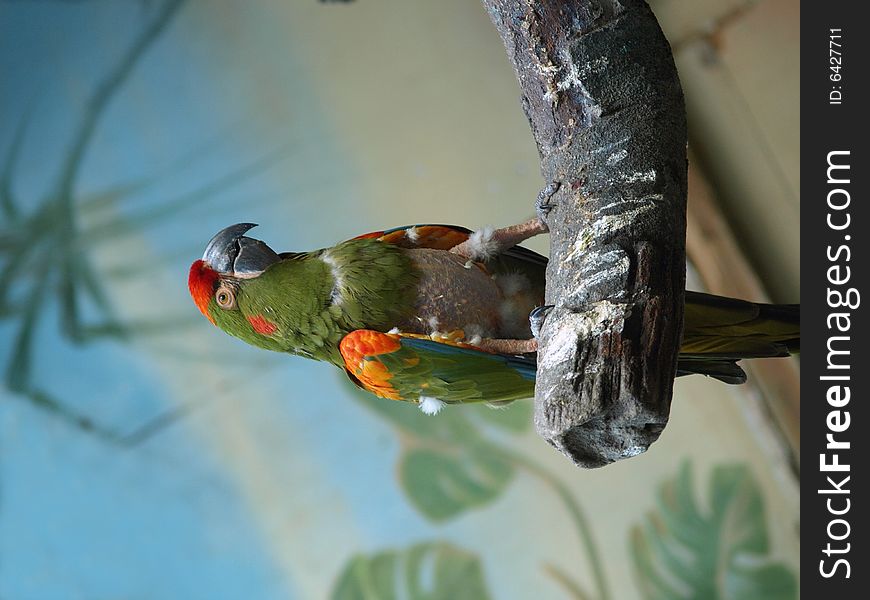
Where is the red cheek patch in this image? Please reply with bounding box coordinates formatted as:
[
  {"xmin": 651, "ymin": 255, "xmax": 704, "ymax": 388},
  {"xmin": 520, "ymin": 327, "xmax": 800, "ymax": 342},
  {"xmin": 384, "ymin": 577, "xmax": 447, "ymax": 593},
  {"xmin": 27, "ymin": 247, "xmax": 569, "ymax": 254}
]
[{"xmin": 247, "ymin": 314, "xmax": 277, "ymax": 336}]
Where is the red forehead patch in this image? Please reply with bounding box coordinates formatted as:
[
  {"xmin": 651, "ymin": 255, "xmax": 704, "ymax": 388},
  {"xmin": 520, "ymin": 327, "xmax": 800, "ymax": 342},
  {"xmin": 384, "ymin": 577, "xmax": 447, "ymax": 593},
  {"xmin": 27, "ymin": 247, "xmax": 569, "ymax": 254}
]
[{"xmin": 188, "ymin": 260, "xmax": 219, "ymax": 324}]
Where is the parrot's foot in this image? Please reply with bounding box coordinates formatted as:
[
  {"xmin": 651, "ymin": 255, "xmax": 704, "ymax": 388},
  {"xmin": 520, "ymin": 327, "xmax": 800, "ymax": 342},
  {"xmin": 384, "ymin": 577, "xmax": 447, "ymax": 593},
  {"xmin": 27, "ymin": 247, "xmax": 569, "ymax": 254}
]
[
  {"xmin": 529, "ymin": 305, "xmax": 554, "ymax": 339},
  {"xmin": 450, "ymin": 218, "xmax": 549, "ymax": 262},
  {"xmin": 473, "ymin": 337, "xmax": 538, "ymax": 354},
  {"xmin": 535, "ymin": 181, "xmax": 561, "ymax": 225}
]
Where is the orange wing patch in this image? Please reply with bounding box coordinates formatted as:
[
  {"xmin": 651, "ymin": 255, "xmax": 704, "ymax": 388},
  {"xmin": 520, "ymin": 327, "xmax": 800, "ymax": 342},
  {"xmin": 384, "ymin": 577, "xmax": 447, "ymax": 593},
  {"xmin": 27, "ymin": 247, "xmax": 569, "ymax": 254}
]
[
  {"xmin": 355, "ymin": 225, "xmax": 470, "ymax": 251},
  {"xmin": 340, "ymin": 330, "xmax": 403, "ymax": 400},
  {"xmin": 340, "ymin": 328, "xmax": 493, "ymax": 400}
]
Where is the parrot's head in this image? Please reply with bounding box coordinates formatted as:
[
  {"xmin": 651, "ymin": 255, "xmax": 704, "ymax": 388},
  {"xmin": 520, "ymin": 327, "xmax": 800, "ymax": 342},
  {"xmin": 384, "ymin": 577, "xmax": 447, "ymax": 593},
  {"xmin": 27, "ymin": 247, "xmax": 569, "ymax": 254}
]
[{"xmin": 188, "ymin": 223, "xmax": 282, "ymax": 339}]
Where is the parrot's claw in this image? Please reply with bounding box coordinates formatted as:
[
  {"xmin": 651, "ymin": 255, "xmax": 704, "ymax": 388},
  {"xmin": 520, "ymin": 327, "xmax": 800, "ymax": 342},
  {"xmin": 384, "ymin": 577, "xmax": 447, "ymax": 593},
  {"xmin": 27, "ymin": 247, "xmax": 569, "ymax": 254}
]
[
  {"xmin": 535, "ymin": 181, "xmax": 561, "ymax": 228},
  {"xmin": 529, "ymin": 305, "xmax": 554, "ymax": 339}
]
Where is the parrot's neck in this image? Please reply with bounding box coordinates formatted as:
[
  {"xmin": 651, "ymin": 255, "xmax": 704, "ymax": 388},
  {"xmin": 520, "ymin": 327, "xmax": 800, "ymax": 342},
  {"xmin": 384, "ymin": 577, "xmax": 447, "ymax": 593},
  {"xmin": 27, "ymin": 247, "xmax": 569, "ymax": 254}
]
[
  {"xmin": 317, "ymin": 238, "xmax": 419, "ymax": 335},
  {"xmin": 229, "ymin": 239, "xmax": 418, "ymax": 365}
]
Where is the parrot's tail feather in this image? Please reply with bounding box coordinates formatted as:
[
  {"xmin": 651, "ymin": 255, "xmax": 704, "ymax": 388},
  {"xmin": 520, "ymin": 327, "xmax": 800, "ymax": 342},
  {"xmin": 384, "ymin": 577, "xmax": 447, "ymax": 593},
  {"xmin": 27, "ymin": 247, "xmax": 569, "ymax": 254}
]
[
  {"xmin": 682, "ymin": 292, "xmax": 800, "ymax": 357},
  {"xmin": 757, "ymin": 302, "xmax": 800, "ymax": 353},
  {"xmin": 678, "ymin": 292, "xmax": 799, "ymax": 384},
  {"xmin": 676, "ymin": 358, "xmax": 747, "ymax": 385},
  {"xmin": 756, "ymin": 302, "xmax": 800, "ymax": 323}
]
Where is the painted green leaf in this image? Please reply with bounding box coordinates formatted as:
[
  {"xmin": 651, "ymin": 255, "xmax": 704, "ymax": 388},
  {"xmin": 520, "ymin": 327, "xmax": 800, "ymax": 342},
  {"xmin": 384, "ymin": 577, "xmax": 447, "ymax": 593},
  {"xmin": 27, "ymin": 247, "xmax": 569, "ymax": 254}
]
[
  {"xmin": 630, "ymin": 461, "xmax": 797, "ymax": 600},
  {"xmin": 332, "ymin": 541, "xmax": 492, "ymax": 600},
  {"xmin": 345, "ymin": 379, "xmax": 529, "ymax": 521},
  {"xmin": 399, "ymin": 444, "xmax": 514, "ymax": 521}
]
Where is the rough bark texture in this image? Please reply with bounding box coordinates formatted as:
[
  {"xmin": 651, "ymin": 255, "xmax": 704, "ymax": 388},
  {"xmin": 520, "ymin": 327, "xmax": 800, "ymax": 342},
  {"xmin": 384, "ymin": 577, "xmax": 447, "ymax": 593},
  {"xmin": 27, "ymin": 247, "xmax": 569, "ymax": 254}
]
[{"xmin": 482, "ymin": 0, "xmax": 687, "ymax": 467}]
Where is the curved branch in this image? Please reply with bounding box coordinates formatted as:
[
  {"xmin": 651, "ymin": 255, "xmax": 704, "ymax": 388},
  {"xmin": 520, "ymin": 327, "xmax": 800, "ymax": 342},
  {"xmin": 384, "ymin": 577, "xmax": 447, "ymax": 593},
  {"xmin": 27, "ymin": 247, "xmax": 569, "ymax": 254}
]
[{"xmin": 482, "ymin": 0, "xmax": 687, "ymax": 467}]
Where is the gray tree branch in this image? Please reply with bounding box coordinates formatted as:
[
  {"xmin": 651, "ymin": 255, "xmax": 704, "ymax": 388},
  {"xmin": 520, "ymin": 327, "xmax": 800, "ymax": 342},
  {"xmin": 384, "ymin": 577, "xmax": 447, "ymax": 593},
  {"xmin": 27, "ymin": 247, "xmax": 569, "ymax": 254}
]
[{"xmin": 482, "ymin": 0, "xmax": 687, "ymax": 467}]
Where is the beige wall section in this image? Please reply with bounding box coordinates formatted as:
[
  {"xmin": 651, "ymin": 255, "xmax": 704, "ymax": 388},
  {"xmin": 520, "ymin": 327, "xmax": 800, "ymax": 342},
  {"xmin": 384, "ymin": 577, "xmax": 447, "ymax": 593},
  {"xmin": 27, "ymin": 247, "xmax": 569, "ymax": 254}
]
[
  {"xmin": 249, "ymin": 0, "xmax": 545, "ymax": 240},
  {"xmin": 653, "ymin": 0, "xmax": 800, "ymax": 302}
]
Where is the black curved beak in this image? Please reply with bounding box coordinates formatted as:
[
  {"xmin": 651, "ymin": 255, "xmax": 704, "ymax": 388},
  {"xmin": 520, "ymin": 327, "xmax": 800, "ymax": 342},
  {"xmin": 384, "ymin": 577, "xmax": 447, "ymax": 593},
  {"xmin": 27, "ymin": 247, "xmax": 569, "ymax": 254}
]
[{"xmin": 202, "ymin": 223, "xmax": 280, "ymax": 278}]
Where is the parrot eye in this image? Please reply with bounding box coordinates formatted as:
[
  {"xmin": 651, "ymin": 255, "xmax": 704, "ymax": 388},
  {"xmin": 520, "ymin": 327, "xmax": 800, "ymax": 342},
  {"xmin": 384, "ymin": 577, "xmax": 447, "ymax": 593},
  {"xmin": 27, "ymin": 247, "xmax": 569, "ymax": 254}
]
[{"xmin": 215, "ymin": 285, "xmax": 237, "ymax": 310}]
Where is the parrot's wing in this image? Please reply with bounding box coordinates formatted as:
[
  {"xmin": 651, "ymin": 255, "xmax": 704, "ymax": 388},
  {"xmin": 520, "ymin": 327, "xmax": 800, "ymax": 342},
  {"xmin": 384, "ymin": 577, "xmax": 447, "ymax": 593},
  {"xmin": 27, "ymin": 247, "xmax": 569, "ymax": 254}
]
[
  {"xmin": 339, "ymin": 329, "xmax": 536, "ymax": 411},
  {"xmin": 354, "ymin": 224, "xmax": 548, "ymax": 268}
]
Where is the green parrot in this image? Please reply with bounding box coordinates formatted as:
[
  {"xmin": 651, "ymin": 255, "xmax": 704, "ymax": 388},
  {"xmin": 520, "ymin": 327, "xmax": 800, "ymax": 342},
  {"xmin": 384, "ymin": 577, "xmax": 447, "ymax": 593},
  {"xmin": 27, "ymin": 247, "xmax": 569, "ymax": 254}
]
[{"xmin": 188, "ymin": 220, "xmax": 799, "ymax": 414}]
